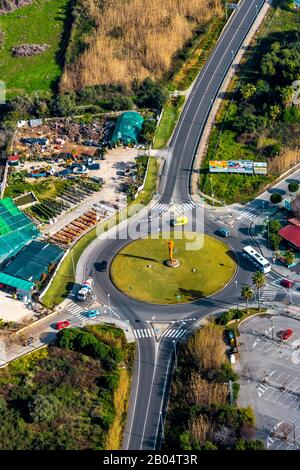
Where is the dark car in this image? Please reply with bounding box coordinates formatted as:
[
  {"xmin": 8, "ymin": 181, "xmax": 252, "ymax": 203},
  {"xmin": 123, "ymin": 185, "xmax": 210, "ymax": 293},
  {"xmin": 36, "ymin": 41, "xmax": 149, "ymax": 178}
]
[{"xmin": 94, "ymin": 261, "xmax": 107, "ymax": 272}]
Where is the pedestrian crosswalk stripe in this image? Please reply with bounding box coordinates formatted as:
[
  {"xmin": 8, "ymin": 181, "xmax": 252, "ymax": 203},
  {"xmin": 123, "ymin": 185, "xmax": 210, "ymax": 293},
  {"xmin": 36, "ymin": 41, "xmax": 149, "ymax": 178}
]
[
  {"xmin": 151, "ymin": 201, "xmax": 197, "ymax": 216},
  {"xmin": 177, "ymin": 330, "xmax": 187, "ymax": 339},
  {"xmin": 174, "ymin": 330, "xmax": 183, "ymax": 338},
  {"xmin": 133, "ymin": 328, "xmax": 155, "ymax": 339},
  {"xmin": 231, "ymin": 208, "xmax": 257, "ymax": 221}
]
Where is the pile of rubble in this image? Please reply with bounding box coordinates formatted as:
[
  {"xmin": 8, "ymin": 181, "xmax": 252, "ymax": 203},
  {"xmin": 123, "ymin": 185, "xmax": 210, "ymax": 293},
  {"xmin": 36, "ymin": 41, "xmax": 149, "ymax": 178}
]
[
  {"xmin": 11, "ymin": 43, "xmax": 50, "ymax": 57},
  {"xmin": 0, "ymin": 0, "xmax": 32, "ymax": 15},
  {"xmin": 48, "ymin": 118, "xmax": 114, "ymax": 146}
]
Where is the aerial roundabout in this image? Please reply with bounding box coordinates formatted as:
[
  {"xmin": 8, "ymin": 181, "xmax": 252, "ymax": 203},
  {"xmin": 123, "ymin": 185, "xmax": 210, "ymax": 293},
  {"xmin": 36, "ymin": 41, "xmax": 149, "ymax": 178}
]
[{"xmin": 110, "ymin": 232, "xmax": 237, "ymax": 304}]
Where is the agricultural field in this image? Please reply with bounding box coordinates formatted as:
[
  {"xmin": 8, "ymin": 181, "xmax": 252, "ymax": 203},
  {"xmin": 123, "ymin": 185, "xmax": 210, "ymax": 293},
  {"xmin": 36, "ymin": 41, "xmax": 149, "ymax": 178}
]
[
  {"xmin": 0, "ymin": 324, "xmax": 134, "ymax": 450},
  {"xmin": 0, "ymin": 0, "xmax": 71, "ymax": 95},
  {"xmin": 199, "ymin": 1, "xmax": 300, "ymax": 204}
]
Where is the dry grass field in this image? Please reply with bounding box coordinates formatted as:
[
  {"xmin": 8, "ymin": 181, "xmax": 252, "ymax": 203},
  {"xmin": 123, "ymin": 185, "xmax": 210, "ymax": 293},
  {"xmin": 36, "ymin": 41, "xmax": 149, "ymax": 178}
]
[{"xmin": 61, "ymin": 0, "xmax": 223, "ymax": 91}]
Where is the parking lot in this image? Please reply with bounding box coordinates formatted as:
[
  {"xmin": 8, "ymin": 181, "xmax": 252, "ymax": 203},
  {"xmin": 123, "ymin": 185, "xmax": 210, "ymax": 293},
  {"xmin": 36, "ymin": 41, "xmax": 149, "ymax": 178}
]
[{"xmin": 236, "ymin": 314, "xmax": 300, "ymax": 450}]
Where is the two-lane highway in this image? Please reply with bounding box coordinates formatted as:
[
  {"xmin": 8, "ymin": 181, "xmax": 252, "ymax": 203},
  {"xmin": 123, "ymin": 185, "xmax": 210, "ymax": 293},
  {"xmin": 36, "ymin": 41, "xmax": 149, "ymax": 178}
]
[{"xmin": 75, "ymin": 0, "xmax": 269, "ymax": 450}]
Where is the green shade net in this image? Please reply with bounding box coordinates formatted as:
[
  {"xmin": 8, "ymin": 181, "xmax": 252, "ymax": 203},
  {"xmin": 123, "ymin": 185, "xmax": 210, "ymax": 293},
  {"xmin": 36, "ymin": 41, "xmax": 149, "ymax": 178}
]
[
  {"xmin": 0, "ymin": 198, "xmax": 40, "ymax": 263},
  {"xmin": 3, "ymin": 240, "xmax": 64, "ymax": 282},
  {"xmin": 111, "ymin": 111, "xmax": 144, "ymax": 145},
  {"xmin": 0, "ymin": 272, "xmax": 34, "ymax": 292}
]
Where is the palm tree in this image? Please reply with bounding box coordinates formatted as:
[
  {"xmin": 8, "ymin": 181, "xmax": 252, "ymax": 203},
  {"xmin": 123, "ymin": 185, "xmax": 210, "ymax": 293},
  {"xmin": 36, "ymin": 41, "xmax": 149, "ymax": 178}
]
[
  {"xmin": 241, "ymin": 285, "xmax": 253, "ymax": 314},
  {"xmin": 284, "ymin": 250, "xmax": 295, "ymax": 267},
  {"xmin": 252, "ymin": 271, "xmax": 266, "ymax": 311}
]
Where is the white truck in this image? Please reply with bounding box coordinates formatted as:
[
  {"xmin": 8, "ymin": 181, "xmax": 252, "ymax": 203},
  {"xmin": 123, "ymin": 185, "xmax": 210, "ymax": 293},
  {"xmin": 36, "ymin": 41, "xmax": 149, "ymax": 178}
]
[{"xmin": 77, "ymin": 277, "xmax": 94, "ymax": 301}]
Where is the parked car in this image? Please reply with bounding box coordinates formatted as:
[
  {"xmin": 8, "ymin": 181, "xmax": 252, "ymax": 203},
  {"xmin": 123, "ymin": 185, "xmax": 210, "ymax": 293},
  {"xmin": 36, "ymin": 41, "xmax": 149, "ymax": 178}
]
[
  {"xmin": 85, "ymin": 309, "xmax": 101, "ymax": 318},
  {"xmin": 56, "ymin": 320, "xmax": 70, "ymax": 330},
  {"xmin": 278, "ymin": 328, "xmax": 293, "ymax": 341},
  {"xmin": 218, "ymin": 227, "xmax": 231, "ymax": 237},
  {"xmin": 280, "ymin": 279, "xmax": 294, "ymax": 288}
]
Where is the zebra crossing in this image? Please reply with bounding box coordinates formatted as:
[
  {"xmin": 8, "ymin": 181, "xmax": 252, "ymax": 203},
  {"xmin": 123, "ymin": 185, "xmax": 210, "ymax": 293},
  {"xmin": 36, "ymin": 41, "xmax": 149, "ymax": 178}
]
[
  {"xmin": 133, "ymin": 327, "xmax": 188, "ymax": 340},
  {"xmin": 230, "ymin": 207, "xmax": 257, "ymax": 222},
  {"xmin": 150, "ymin": 201, "xmax": 197, "ymax": 216},
  {"xmin": 260, "ymin": 284, "xmax": 280, "ymax": 303},
  {"xmin": 63, "ymin": 301, "xmax": 90, "ymax": 322},
  {"xmin": 260, "ymin": 281, "xmax": 287, "ymax": 303}
]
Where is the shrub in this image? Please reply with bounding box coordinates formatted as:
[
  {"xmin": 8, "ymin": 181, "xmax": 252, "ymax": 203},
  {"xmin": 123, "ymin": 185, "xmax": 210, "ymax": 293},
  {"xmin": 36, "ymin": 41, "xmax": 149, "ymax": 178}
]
[
  {"xmin": 270, "ymin": 193, "xmax": 282, "ymax": 204},
  {"xmin": 235, "ymin": 439, "xmax": 265, "ymax": 450},
  {"xmin": 29, "ymin": 393, "xmax": 61, "ymax": 423},
  {"xmin": 288, "ymin": 182, "xmax": 299, "ymax": 193}
]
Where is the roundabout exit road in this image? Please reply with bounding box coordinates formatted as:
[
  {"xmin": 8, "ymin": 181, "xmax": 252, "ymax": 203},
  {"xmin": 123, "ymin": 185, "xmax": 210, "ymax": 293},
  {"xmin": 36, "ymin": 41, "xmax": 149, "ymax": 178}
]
[{"xmin": 74, "ymin": 0, "xmax": 268, "ymax": 450}]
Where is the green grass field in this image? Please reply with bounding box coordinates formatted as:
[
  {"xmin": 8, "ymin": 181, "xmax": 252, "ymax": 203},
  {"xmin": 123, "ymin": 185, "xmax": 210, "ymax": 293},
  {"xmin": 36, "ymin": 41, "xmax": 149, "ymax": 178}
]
[
  {"xmin": 0, "ymin": 0, "xmax": 71, "ymax": 95},
  {"xmin": 110, "ymin": 233, "xmax": 236, "ymax": 304},
  {"xmin": 153, "ymin": 96, "xmax": 185, "ymax": 149}
]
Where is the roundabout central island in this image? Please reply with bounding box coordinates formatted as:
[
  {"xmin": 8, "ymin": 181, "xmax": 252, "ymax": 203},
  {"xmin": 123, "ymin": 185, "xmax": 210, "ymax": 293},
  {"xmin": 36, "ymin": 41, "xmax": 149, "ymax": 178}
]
[{"xmin": 110, "ymin": 233, "xmax": 236, "ymax": 304}]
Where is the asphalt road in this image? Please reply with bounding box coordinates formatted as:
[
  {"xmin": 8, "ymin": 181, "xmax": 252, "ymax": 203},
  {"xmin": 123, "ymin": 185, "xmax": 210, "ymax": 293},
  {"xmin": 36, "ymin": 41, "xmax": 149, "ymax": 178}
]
[
  {"xmin": 2, "ymin": 0, "xmax": 271, "ymax": 450},
  {"xmin": 72, "ymin": 0, "xmax": 269, "ymax": 451}
]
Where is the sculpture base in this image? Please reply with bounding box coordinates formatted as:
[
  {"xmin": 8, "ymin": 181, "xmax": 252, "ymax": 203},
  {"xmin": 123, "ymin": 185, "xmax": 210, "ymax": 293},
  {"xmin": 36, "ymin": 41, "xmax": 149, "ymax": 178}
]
[{"xmin": 165, "ymin": 259, "xmax": 181, "ymax": 268}]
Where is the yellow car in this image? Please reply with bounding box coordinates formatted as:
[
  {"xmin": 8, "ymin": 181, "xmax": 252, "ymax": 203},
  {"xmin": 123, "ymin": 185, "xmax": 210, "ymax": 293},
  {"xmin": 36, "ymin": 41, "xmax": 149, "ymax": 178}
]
[{"xmin": 172, "ymin": 216, "xmax": 189, "ymax": 227}]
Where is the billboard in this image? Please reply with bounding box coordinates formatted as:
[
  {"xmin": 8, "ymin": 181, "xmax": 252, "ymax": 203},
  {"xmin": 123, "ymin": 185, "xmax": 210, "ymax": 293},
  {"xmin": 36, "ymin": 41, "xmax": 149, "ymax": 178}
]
[
  {"xmin": 209, "ymin": 160, "xmax": 228, "ymax": 173},
  {"xmin": 209, "ymin": 160, "xmax": 268, "ymax": 175},
  {"xmin": 227, "ymin": 160, "xmax": 253, "ymax": 174},
  {"xmin": 253, "ymin": 162, "xmax": 267, "ymax": 175}
]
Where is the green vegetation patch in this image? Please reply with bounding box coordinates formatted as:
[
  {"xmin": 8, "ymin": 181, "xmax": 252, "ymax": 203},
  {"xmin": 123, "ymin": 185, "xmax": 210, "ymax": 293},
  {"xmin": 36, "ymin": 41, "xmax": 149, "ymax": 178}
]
[
  {"xmin": 0, "ymin": 324, "xmax": 134, "ymax": 450},
  {"xmin": 165, "ymin": 323, "xmax": 264, "ymax": 450},
  {"xmin": 4, "ymin": 172, "xmax": 71, "ymax": 200},
  {"xmin": 153, "ymin": 96, "xmax": 185, "ymax": 149},
  {"xmin": 199, "ymin": 1, "xmax": 300, "ymax": 204},
  {"xmin": 0, "ymin": 0, "xmax": 71, "ymax": 96},
  {"xmin": 110, "ymin": 233, "xmax": 236, "ymax": 304}
]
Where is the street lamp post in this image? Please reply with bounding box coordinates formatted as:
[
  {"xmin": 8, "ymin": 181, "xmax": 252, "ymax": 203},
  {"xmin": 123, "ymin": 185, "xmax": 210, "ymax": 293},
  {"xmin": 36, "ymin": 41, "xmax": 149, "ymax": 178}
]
[
  {"xmin": 265, "ymin": 216, "xmax": 269, "ymax": 245},
  {"xmin": 270, "ymin": 316, "xmax": 274, "ymax": 340},
  {"xmin": 172, "ymin": 340, "xmax": 177, "ymax": 370},
  {"xmin": 292, "ymin": 420, "xmax": 296, "ymax": 445},
  {"xmin": 160, "ymin": 412, "xmax": 165, "ymax": 447},
  {"xmin": 231, "ymin": 50, "xmax": 234, "ymax": 68},
  {"xmin": 289, "ymin": 286, "xmax": 293, "ymax": 306},
  {"xmin": 71, "ymin": 249, "xmax": 75, "ymax": 278},
  {"xmin": 108, "ymin": 293, "xmax": 112, "ymax": 323}
]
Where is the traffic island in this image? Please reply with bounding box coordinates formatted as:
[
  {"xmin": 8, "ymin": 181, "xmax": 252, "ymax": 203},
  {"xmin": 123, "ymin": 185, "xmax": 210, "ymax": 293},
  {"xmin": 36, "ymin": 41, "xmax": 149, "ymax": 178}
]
[{"xmin": 110, "ymin": 233, "xmax": 237, "ymax": 304}]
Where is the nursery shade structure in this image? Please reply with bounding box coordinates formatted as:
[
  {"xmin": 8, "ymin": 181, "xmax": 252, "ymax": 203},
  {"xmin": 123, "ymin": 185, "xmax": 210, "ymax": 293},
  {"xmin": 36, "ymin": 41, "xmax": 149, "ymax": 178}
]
[
  {"xmin": 2, "ymin": 240, "xmax": 64, "ymax": 282},
  {"xmin": 111, "ymin": 111, "xmax": 144, "ymax": 146},
  {"xmin": 0, "ymin": 198, "xmax": 40, "ymax": 263}
]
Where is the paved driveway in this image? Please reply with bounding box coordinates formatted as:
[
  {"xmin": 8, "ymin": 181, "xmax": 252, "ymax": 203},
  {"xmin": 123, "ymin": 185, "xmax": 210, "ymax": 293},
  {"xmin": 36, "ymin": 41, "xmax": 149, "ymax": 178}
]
[{"xmin": 236, "ymin": 314, "xmax": 300, "ymax": 449}]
